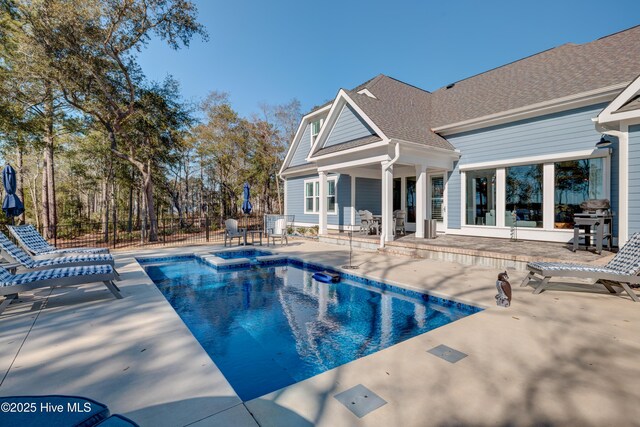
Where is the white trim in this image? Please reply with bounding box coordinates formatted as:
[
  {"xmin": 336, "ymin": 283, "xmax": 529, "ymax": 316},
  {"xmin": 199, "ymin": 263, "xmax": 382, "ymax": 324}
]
[
  {"xmin": 542, "ymin": 163, "xmax": 555, "ymax": 230},
  {"xmin": 279, "ymin": 104, "xmax": 332, "ymax": 175},
  {"xmin": 598, "ymin": 75, "xmax": 640, "ymax": 124},
  {"xmin": 496, "ymin": 168, "xmax": 506, "ymax": 228},
  {"xmin": 459, "ymin": 149, "xmax": 605, "ymax": 171},
  {"xmin": 307, "ymin": 90, "xmax": 389, "ymax": 161},
  {"xmin": 317, "ymin": 153, "xmax": 390, "ymax": 171},
  {"xmin": 280, "ymin": 165, "xmax": 318, "ymax": 178},
  {"xmin": 432, "ymin": 83, "xmax": 627, "ymax": 135},
  {"xmin": 357, "ymin": 88, "xmax": 377, "ymax": 99},
  {"xmin": 350, "ymin": 175, "xmax": 356, "ymax": 227},
  {"xmin": 302, "ymin": 176, "xmax": 338, "ymax": 215},
  {"xmin": 445, "ymin": 226, "xmax": 577, "ymax": 243}
]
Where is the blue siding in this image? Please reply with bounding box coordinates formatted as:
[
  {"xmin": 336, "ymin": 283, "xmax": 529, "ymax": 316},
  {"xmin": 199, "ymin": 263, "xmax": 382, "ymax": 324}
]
[
  {"xmin": 446, "ymin": 104, "xmax": 609, "ymax": 231},
  {"xmin": 289, "ymin": 124, "xmax": 312, "ymax": 167},
  {"xmin": 355, "ymin": 178, "xmax": 382, "ymax": 215},
  {"xmin": 323, "ymin": 104, "xmax": 374, "ymax": 148},
  {"xmin": 285, "ymin": 174, "xmax": 351, "ymax": 227},
  {"xmin": 629, "ymin": 125, "xmax": 640, "ymax": 236},
  {"xmin": 447, "ymin": 166, "xmax": 461, "ymax": 229}
]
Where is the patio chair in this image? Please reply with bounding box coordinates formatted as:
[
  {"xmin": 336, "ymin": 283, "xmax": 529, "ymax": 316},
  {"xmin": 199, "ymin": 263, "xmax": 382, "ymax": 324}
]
[
  {"xmin": 358, "ymin": 210, "xmax": 379, "ymax": 235},
  {"xmin": 394, "ymin": 210, "xmax": 406, "ymax": 235},
  {"xmin": 0, "ymin": 263, "xmax": 122, "ymax": 315},
  {"xmin": 521, "ymin": 232, "xmax": 640, "ymax": 302},
  {"xmin": 0, "ymin": 232, "xmax": 119, "ymax": 277},
  {"xmin": 224, "ymin": 219, "xmax": 246, "ymax": 247},
  {"xmin": 269, "ymin": 218, "xmax": 288, "ymax": 246},
  {"xmin": 7, "ymin": 224, "xmax": 109, "ymax": 257}
]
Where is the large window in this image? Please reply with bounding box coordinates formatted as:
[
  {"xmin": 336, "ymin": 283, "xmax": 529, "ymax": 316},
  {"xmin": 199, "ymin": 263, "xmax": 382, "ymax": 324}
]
[
  {"xmin": 554, "ymin": 158, "xmax": 604, "ymax": 228},
  {"xmin": 304, "ymin": 177, "xmax": 337, "ymax": 214},
  {"xmin": 406, "ymin": 177, "xmax": 416, "ymax": 223},
  {"xmin": 506, "ymin": 164, "xmax": 543, "ymax": 228},
  {"xmin": 466, "ymin": 169, "xmax": 496, "ymax": 226},
  {"xmin": 431, "ymin": 176, "xmax": 444, "ymax": 221}
]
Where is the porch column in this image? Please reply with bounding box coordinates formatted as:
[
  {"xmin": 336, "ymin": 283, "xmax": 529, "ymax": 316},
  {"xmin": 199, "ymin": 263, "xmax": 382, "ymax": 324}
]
[
  {"xmin": 318, "ymin": 171, "xmax": 328, "ymax": 235},
  {"xmin": 381, "ymin": 161, "xmax": 394, "ymax": 243},
  {"xmin": 415, "ymin": 164, "xmax": 427, "ymax": 238}
]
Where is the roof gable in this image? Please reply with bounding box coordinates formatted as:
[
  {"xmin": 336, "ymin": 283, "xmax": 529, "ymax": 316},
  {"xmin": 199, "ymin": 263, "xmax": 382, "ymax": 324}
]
[
  {"xmin": 322, "ymin": 104, "xmax": 375, "ymax": 149},
  {"xmin": 598, "ymin": 73, "xmax": 640, "ymax": 123}
]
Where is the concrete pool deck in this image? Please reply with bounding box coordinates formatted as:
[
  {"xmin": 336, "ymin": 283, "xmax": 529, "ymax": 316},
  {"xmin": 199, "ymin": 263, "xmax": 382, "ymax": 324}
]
[{"xmin": 1, "ymin": 240, "xmax": 639, "ymax": 426}]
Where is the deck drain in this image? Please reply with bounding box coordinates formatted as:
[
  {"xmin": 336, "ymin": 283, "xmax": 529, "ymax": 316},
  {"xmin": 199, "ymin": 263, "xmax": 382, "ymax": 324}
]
[
  {"xmin": 427, "ymin": 344, "xmax": 468, "ymax": 363},
  {"xmin": 333, "ymin": 384, "xmax": 387, "ymax": 418}
]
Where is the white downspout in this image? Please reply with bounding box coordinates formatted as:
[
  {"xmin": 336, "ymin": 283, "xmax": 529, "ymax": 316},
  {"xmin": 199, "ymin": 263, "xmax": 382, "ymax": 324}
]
[
  {"xmin": 380, "ymin": 143, "xmax": 401, "ymax": 248},
  {"xmin": 595, "ymin": 123, "xmax": 628, "ymax": 245}
]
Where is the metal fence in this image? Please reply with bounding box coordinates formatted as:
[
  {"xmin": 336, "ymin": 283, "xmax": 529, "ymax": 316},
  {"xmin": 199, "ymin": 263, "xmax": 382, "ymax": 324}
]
[{"xmin": 32, "ymin": 215, "xmax": 293, "ymax": 251}]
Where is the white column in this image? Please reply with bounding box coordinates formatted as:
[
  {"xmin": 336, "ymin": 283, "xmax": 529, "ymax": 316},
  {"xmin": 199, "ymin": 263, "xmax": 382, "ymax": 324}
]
[
  {"xmin": 318, "ymin": 171, "xmax": 328, "ymax": 235},
  {"xmin": 382, "ymin": 162, "xmax": 394, "ymax": 242},
  {"xmin": 496, "ymin": 168, "xmax": 506, "ymax": 228},
  {"xmin": 351, "ymin": 175, "xmax": 356, "ymax": 229},
  {"xmin": 416, "ymin": 164, "xmax": 427, "ymax": 238},
  {"xmin": 543, "ymin": 163, "xmax": 555, "ymax": 230}
]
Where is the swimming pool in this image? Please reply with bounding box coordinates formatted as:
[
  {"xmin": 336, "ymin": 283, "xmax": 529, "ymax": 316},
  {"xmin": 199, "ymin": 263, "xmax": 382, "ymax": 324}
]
[{"xmin": 140, "ymin": 255, "xmax": 481, "ymax": 401}]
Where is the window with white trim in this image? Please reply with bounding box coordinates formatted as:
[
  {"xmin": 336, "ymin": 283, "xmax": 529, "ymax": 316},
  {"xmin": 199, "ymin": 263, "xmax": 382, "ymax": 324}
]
[
  {"xmin": 304, "ymin": 177, "xmax": 337, "ymax": 214},
  {"xmin": 311, "ymin": 119, "xmax": 322, "ymax": 144}
]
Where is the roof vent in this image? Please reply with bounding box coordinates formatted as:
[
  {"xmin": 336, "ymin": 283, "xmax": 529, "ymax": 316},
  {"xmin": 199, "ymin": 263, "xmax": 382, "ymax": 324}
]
[{"xmin": 445, "ymin": 83, "xmax": 455, "ymax": 89}]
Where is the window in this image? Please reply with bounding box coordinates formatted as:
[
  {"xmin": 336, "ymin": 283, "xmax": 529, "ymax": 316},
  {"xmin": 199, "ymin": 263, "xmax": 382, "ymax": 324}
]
[
  {"xmin": 431, "ymin": 176, "xmax": 444, "ymax": 222},
  {"xmin": 554, "ymin": 158, "xmax": 604, "ymax": 229},
  {"xmin": 304, "ymin": 177, "xmax": 337, "ymax": 214},
  {"xmin": 311, "ymin": 120, "xmax": 322, "ymax": 143},
  {"xmin": 506, "ymin": 164, "xmax": 543, "ymax": 228},
  {"xmin": 466, "ymin": 169, "xmax": 496, "ymax": 226}
]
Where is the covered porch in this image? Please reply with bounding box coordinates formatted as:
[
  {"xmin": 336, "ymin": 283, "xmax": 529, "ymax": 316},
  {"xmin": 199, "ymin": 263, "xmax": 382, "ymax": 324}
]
[{"xmin": 314, "ymin": 141, "xmax": 458, "ymax": 245}]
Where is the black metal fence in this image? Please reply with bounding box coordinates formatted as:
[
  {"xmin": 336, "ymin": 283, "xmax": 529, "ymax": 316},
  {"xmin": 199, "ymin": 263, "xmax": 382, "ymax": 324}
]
[{"xmin": 35, "ymin": 215, "xmax": 277, "ymax": 251}]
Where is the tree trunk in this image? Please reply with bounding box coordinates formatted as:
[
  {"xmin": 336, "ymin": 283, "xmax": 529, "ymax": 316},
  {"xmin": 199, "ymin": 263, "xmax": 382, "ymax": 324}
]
[
  {"xmin": 43, "ymin": 87, "xmax": 57, "ymax": 239},
  {"xmin": 41, "ymin": 154, "xmax": 50, "ymax": 238},
  {"xmin": 101, "ymin": 178, "xmax": 109, "ymax": 242},
  {"xmin": 143, "ymin": 161, "xmax": 158, "ymax": 242}
]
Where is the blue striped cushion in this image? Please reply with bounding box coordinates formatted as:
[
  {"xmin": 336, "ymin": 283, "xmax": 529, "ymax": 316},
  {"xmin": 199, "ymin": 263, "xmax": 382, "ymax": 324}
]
[
  {"xmin": 606, "ymin": 232, "xmax": 640, "ymax": 275},
  {"xmin": 0, "ymin": 232, "xmax": 34, "ymax": 267},
  {"xmin": 32, "ymin": 253, "xmax": 113, "ymax": 268},
  {"xmin": 1, "ymin": 265, "xmax": 113, "ymax": 287},
  {"xmin": 40, "ymin": 247, "xmax": 109, "ymax": 255},
  {"xmin": 528, "ymin": 262, "xmax": 629, "ymax": 276},
  {"xmin": 8, "ymin": 224, "xmax": 55, "ymax": 254}
]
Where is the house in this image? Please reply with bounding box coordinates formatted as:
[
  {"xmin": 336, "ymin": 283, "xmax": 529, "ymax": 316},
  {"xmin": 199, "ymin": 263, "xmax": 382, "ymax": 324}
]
[{"xmin": 279, "ymin": 26, "xmax": 640, "ymax": 246}]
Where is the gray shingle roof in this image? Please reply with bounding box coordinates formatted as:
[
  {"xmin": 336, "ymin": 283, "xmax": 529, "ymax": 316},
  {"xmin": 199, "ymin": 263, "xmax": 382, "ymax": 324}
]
[
  {"xmin": 430, "ymin": 25, "xmax": 640, "ymax": 128},
  {"xmin": 615, "ymin": 94, "xmax": 640, "ymax": 113}
]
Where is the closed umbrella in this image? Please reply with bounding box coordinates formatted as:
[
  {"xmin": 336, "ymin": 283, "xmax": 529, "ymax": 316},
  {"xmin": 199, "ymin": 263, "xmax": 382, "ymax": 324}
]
[
  {"xmin": 242, "ymin": 182, "xmax": 252, "ymax": 214},
  {"xmin": 2, "ymin": 164, "xmax": 24, "ymax": 221}
]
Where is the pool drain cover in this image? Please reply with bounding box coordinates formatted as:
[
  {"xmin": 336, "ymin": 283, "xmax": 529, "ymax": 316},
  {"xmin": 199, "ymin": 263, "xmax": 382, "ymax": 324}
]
[
  {"xmin": 334, "ymin": 384, "xmax": 387, "ymax": 418},
  {"xmin": 427, "ymin": 344, "xmax": 468, "ymax": 363}
]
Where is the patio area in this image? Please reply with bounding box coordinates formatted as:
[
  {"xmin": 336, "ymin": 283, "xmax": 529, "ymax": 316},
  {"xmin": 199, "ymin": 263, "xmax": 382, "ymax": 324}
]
[
  {"xmin": 322, "ymin": 230, "xmax": 616, "ymax": 270},
  {"xmin": 1, "ymin": 240, "xmax": 639, "ymax": 426}
]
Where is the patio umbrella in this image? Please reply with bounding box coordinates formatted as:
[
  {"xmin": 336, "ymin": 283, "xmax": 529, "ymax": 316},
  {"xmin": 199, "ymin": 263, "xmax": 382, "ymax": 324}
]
[
  {"xmin": 242, "ymin": 182, "xmax": 252, "ymax": 215},
  {"xmin": 2, "ymin": 164, "xmax": 24, "ymax": 220}
]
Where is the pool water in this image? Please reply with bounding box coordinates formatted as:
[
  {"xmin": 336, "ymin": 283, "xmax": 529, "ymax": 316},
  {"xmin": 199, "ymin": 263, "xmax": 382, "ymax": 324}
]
[
  {"xmin": 143, "ymin": 257, "xmax": 479, "ymax": 401},
  {"xmin": 213, "ymin": 249, "xmax": 272, "ymax": 261}
]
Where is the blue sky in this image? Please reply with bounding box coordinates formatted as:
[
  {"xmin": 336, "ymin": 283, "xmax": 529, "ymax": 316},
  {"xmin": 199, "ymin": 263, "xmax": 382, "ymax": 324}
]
[{"xmin": 137, "ymin": 0, "xmax": 640, "ymax": 119}]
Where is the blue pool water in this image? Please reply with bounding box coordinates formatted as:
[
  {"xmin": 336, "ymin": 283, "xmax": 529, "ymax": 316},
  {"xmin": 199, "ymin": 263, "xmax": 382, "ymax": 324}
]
[
  {"xmin": 142, "ymin": 257, "xmax": 480, "ymax": 401},
  {"xmin": 213, "ymin": 249, "xmax": 273, "ymax": 260}
]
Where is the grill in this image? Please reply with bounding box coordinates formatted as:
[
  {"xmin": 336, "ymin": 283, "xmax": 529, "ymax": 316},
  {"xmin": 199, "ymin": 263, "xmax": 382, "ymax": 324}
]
[{"xmin": 572, "ymin": 199, "xmax": 613, "ymax": 254}]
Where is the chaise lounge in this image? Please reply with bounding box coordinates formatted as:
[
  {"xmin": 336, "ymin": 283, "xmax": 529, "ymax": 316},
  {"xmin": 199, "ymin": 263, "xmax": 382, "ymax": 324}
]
[
  {"xmin": 521, "ymin": 232, "xmax": 640, "ymax": 302},
  {"xmin": 0, "ymin": 232, "xmax": 118, "ymax": 276},
  {"xmin": 0, "ymin": 264, "xmax": 122, "ymax": 315},
  {"xmin": 7, "ymin": 224, "xmax": 109, "ymax": 257}
]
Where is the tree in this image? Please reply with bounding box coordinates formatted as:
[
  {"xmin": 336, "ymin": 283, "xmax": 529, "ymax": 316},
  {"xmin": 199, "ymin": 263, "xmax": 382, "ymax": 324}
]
[{"xmin": 15, "ymin": 0, "xmax": 205, "ymax": 239}]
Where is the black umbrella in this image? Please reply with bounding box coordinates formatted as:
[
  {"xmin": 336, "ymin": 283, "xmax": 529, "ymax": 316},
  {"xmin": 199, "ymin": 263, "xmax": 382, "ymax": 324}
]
[{"xmin": 2, "ymin": 164, "xmax": 25, "ymax": 220}]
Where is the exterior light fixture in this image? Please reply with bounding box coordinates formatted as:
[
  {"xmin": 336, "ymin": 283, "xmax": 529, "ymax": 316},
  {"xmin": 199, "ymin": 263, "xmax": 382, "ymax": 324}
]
[{"xmin": 596, "ymin": 135, "xmax": 613, "ymax": 149}]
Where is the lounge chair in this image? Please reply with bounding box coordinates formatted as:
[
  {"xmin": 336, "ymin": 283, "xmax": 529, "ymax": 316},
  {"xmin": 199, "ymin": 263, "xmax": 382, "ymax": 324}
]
[
  {"xmin": 269, "ymin": 218, "xmax": 288, "ymax": 246},
  {"xmin": 7, "ymin": 224, "xmax": 109, "ymax": 257},
  {"xmin": 521, "ymin": 232, "xmax": 640, "ymax": 302},
  {"xmin": 0, "ymin": 232, "xmax": 119, "ymax": 277},
  {"xmin": 224, "ymin": 219, "xmax": 246, "ymax": 247},
  {"xmin": 0, "ymin": 264, "xmax": 122, "ymax": 315}
]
